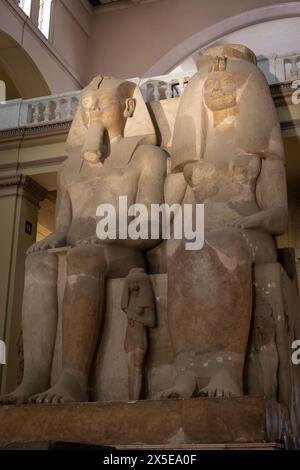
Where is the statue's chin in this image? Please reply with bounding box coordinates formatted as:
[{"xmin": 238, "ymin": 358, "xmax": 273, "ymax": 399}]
[{"xmin": 81, "ymin": 150, "xmax": 101, "ymax": 164}]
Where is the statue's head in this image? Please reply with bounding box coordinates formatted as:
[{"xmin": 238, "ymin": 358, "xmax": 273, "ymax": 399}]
[
  {"xmin": 67, "ymin": 76, "xmax": 156, "ymax": 165},
  {"xmin": 76, "ymin": 76, "xmax": 156, "ymax": 163},
  {"xmin": 121, "ymin": 268, "xmax": 155, "ymax": 310},
  {"xmin": 81, "ymin": 77, "xmax": 136, "ymax": 135},
  {"xmin": 91, "ymin": 89, "xmax": 135, "ymax": 131},
  {"xmin": 203, "ymin": 57, "xmax": 237, "ymax": 112},
  {"xmin": 171, "ymin": 44, "xmax": 279, "ymax": 172}
]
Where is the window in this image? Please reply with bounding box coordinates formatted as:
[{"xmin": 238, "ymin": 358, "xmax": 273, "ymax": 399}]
[
  {"xmin": 38, "ymin": 0, "xmax": 53, "ymax": 38},
  {"xmin": 17, "ymin": 0, "xmax": 32, "ymax": 16}
]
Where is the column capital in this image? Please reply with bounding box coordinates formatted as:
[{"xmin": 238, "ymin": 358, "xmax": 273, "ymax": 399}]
[{"xmin": 0, "ymin": 174, "xmax": 48, "ymax": 204}]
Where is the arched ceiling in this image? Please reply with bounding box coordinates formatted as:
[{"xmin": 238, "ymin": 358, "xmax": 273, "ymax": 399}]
[
  {"xmin": 0, "ymin": 30, "xmax": 50, "ymax": 100},
  {"xmin": 144, "ymin": 1, "xmax": 300, "ymax": 76},
  {"xmin": 172, "ymin": 17, "xmax": 300, "ymax": 74}
]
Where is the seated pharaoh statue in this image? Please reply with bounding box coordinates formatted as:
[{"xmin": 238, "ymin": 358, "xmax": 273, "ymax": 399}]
[
  {"xmin": 0, "ymin": 76, "xmax": 167, "ymax": 404},
  {"xmin": 162, "ymin": 44, "xmax": 292, "ymax": 400}
]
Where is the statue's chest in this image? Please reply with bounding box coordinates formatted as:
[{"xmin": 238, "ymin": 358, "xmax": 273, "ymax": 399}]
[
  {"xmin": 204, "ymin": 127, "xmax": 238, "ymax": 168},
  {"xmin": 67, "ymin": 167, "xmax": 137, "ymax": 216}
]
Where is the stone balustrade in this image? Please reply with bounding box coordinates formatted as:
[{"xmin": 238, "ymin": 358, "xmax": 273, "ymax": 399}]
[
  {"xmin": 140, "ymin": 72, "xmax": 192, "ymax": 102},
  {"xmin": 0, "ymin": 73, "xmax": 192, "ymax": 131},
  {"xmin": 258, "ymin": 53, "xmax": 300, "ymax": 84},
  {"xmin": 0, "ymin": 91, "xmax": 81, "ymax": 131},
  {"xmin": 0, "ymin": 55, "xmax": 298, "ymax": 132}
]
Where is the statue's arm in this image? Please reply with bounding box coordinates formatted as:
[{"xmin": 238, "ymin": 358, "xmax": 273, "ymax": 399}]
[
  {"xmin": 232, "ymin": 125, "xmax": 288, "ymax": 236},
  {"xmin": 165, "ymin": 171, "xmax": 187, "ymax": 206},
  {"xmin": 135, "ymin": 145, "xmax": 167, "ymax": 207},
  {"xmin": 254, "ymin": 151, "xmax": 288, "ymax": 235},
  {"xmin": 231, "ymin": 72, "xmax": 288, "ymax": 235},
  {"xmin": 130, "ymin": 144, "xmax": 167, "ymax": 248}
]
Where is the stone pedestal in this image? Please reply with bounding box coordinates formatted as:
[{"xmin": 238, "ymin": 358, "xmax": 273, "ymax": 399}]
[{"xmin": 0, "ymin": 397, "xmax": 274, "ymax": 448}]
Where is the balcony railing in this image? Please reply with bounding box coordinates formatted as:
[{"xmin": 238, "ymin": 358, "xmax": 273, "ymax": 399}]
[
  {"xmin": 0, "ymin": 73, "xmax": 193, "ymax": 131},
  {"xmin": 0, "ymin": 91, "xmax": 81, "ymax": 131},
  {"xmin": 1, "ymin": 51, "xmax": 300, "ymax": 132}
]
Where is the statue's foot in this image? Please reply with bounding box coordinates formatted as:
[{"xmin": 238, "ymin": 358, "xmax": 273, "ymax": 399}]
[
  {"xmin": 199, "ymin": 370, "xmax": 242, "ymax": 398},
  {"xmin": 157, "ymin": 373, "xmax": 197, "ymax": 400},
  {"xmin": 28, "ymin": 372, "xmax": 88, "ymax": 404},
  {"xmin": 0, "ymin": 384, "xmax": 40, "ymax": 405}
]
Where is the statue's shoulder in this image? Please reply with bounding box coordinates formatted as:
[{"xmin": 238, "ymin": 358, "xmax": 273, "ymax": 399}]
[{"xmin": 132, "ymin": 143, "xmax": 167, "ymax": 172}]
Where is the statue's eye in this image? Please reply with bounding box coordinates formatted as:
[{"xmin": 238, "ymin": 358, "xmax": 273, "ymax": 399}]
[{"xmin": 221, "ymin": 77, "xmax": 235, "ymax": 88}]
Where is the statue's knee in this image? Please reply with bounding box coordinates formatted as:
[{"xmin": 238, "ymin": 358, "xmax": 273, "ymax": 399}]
[
  {"xmin": 66, "ymin": 245, "xmax": 106, "ymax": 275},
  {"xmin": 207, "ymin": 229, "xmax": 250, "ymax": 262},
  {"xmin": 25, "ymin": 251, "xmax": 58, "ymax": 278},
  {"xmin": 232, "ymin": 236, "xmax": 250, "ymax": 260}
]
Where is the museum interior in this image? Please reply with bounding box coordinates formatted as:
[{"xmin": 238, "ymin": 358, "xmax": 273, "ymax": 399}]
[{"xmin": 0, "ymin": 0, "xmax": 300, "ymax": 450}]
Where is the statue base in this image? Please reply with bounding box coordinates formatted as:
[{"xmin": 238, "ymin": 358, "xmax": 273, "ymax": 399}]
[{"xmin": 0, "ymin": 397, "xmax": 281, "ymax": 449}]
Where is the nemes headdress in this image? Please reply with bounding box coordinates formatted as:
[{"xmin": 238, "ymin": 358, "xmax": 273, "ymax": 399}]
[
  {"xmin": 66, "ymin": 75, "xmax": 156, "ymax": 150},
  {"xmin": 171, "ymin": 44, "xmax": 280, "ymax": 172}
]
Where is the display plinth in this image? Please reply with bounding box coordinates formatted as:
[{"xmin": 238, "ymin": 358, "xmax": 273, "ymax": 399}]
[{"xmin": 0, "ymin": 397, "xmax": 274, "ymax": 448}]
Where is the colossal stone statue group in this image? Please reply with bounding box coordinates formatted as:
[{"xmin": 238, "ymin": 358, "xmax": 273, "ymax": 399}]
[{"xmin": 1, "ymin": 43, "xmax": 300, "ymax": 439}]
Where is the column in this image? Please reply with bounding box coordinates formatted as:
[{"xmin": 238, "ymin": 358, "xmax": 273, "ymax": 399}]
[{"xmin": 0, "ymin": 174, "xmax": 47, "ymax": 394}]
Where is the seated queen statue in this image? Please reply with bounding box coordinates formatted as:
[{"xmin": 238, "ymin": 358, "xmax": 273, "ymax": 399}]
[{"xmin": 162, "ymin": 44, "xmax": 289, "ymax": 399}]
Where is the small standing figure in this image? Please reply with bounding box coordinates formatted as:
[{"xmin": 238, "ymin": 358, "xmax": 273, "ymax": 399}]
[{"xmin": 121, "ymin": 268, "xmax": 156, "ymax": 401}]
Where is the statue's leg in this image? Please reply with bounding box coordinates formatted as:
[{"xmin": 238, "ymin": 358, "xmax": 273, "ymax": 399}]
[
  {"xmin": 126, "ymin": 323, "xmax": 147, "ymax": 401},
  {"xmin": 0, "ymin": 252, "xmax": 58, "ymax": 404},
  {"xmin": 127, "ymin": 349, "xmax": 146, "ymax": 401},
  {"xmin": 30, "ymin": 245, "xmax": 107, "ymax": 404},
  {"xmin": 162, "ymin": 228, "xmax": 255, "ymax": 399}
]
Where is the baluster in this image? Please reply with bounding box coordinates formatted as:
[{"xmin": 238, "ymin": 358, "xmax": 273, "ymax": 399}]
[
  {"xmin": 44, "ymin": 101, "xmax": 50, "ymax": 123},
  {"xmin": 73, "ymin": 98, "xmax": 79, "ymax": 115},
  {"xmin": 153, "ymin": 82, "xmax": 160, "ymax": 101},
  {"xmin": 291, "ymin": 57, "xmax": 299, "ymax": 79},
  {"xmin": 171, "ymin": 79, "xmax": 179, "ymax": 97},
  {"xmin": 290, "ymin": 57, "xmax": 298, "ymax": 78},
  {"xmin": 66, "ymin": 98, "xmax": 72, "ymax": 119},
  {"xmin": 26, "ymin": 105, "xmax": 32, "ymax": 125},
  {"xmin": 55, "ymin": 99, "xmax": 61, "ymax": 121},
  {"xmin": 178, "ymin": 76, "xmax": 185, "ymax": 96},
  {"xmin": 33, "ymin": 104, "xmax": 39, "ymax": 124},
  {"xmin": 165, "ymin": 82, "xmax": 172, "ymax": 99}
]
